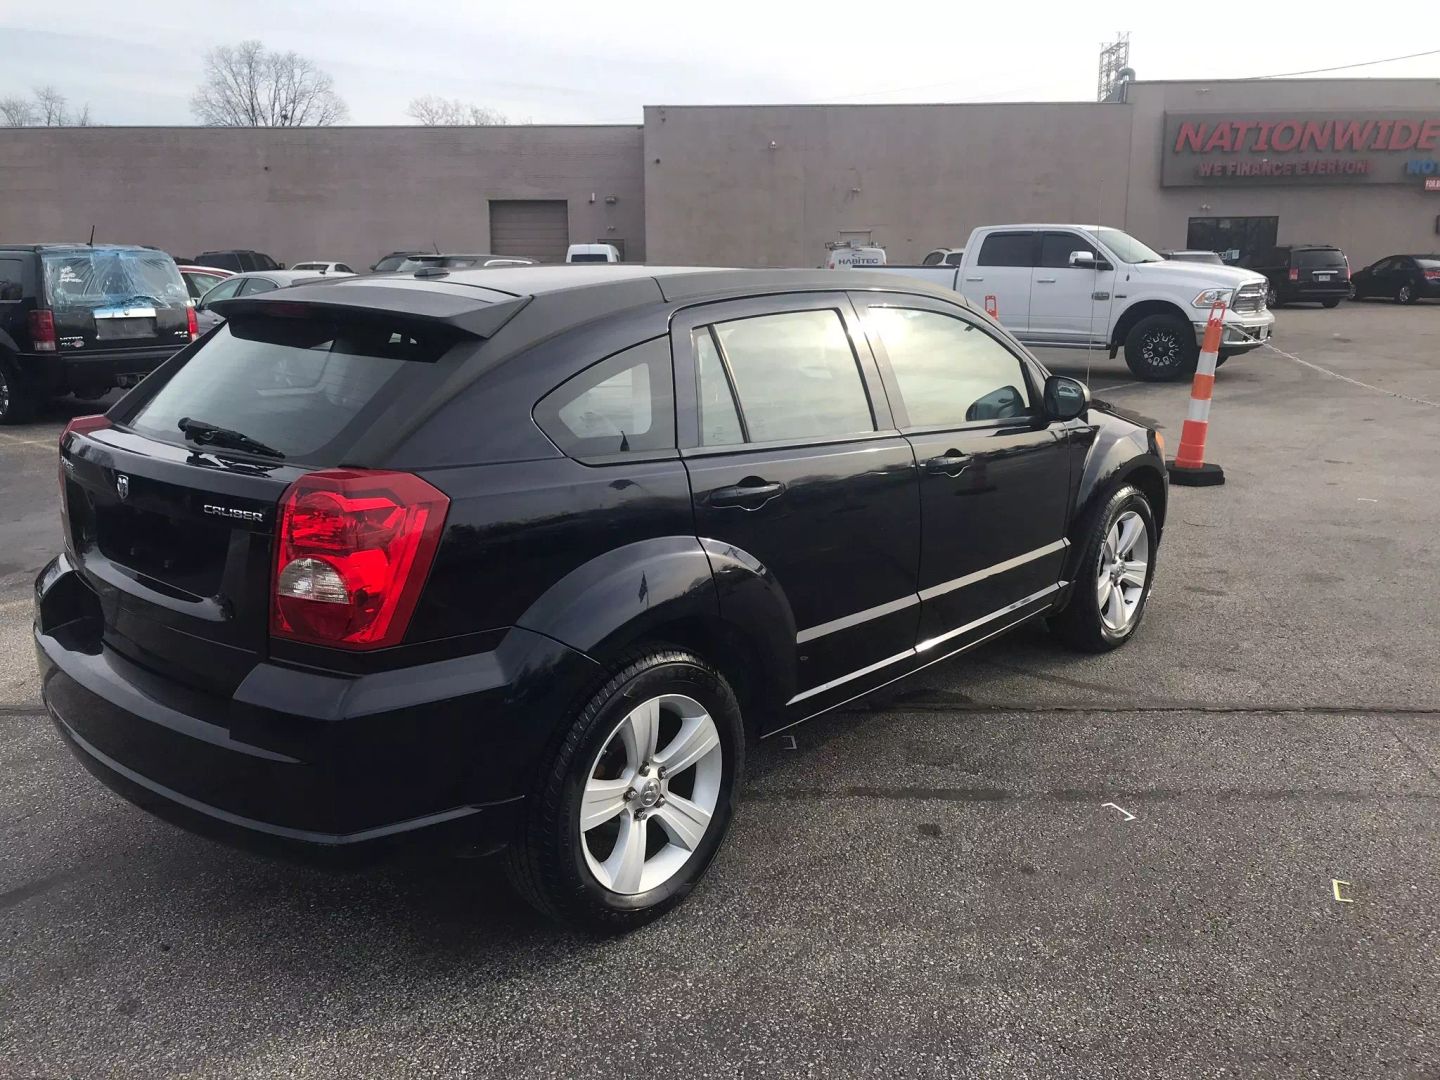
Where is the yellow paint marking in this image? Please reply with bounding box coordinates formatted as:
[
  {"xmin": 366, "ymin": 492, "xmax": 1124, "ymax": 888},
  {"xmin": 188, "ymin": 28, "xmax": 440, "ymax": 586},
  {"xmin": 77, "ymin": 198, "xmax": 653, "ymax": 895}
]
[{"xmin": 1332, "ymin": 879, "xmax": 1354, "ymax": 904}]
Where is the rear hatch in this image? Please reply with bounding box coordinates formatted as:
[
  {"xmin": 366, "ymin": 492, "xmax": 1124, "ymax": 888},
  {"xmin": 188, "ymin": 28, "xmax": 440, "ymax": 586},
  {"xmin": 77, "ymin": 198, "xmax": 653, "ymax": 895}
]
[
  {"xmin": 1292, "ymin": 249, "xmax": 1348, "ymax": 292},
  {"xmin": 42, "ymin": 248, "xmax": 192, "ymax": 357},
  {"xmin": 61, "ymin": 307, "xmax": 479, "ymax": 696}
]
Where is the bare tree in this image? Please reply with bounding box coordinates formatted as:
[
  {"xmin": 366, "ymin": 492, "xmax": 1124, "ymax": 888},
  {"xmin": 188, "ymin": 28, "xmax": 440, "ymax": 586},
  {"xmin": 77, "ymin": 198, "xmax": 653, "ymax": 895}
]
[
  {"xmin": 191, "ymin": 40, "xmax": 348, "ymax": 127},
  {"xmin": 33, "ymin": 85, "xmax": 68, "ymax": 125},
  {"xmin": 0, "ymin": 87, "xmax": 93, "ymax": 126},
  {"xmin": 0, "ymin": 97, "xmax": 34, "ymax": 126},
  {"xmin": 406, "ymin": 95, "xmax": 505, "ymax": 126}
]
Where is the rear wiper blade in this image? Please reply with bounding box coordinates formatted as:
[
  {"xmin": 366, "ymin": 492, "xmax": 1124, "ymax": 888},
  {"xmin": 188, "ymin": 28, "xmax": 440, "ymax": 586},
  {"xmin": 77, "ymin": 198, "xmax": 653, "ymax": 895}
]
[{"xmin": 177, "ymin": 416, "xmax": 285, "ymax": 459}]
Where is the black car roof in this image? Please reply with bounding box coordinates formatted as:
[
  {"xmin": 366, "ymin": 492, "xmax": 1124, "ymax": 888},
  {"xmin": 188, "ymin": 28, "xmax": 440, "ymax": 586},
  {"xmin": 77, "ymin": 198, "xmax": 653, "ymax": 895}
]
[{"xmin": 216, "ymin": 265, "xmax": 978, "ymax": 335}]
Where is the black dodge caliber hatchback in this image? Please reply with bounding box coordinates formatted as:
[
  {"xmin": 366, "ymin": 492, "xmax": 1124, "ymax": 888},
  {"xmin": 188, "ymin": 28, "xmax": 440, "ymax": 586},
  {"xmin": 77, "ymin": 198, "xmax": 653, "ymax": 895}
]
[{"xmin": 36, "ymin": 266, "xmax": 1167, "ymax": 931}]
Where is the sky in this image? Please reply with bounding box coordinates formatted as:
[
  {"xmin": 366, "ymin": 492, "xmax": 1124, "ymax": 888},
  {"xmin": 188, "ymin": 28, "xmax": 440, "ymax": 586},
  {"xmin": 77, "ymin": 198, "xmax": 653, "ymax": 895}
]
[{"xmin": 2, "ymin": 2, "xmax": 1438, "ymax": 126}]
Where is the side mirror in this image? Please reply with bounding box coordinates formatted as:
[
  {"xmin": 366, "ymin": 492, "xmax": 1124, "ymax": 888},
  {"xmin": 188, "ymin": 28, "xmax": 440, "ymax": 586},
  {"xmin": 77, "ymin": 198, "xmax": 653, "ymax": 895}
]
[
  {"xmin": 1043, "ymin": 375, "xmax": 1090, "ymax": 421},
  {"xmin": 1068, "ymin": 251, "xmax": 1096, "ymax": 268}
]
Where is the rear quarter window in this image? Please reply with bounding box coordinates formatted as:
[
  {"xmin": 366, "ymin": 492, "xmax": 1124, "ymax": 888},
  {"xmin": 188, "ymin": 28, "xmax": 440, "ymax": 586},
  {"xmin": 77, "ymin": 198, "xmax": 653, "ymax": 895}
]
[{"xmin": 534, "ymin": 337, "xmax": 674, "ymax": 459}]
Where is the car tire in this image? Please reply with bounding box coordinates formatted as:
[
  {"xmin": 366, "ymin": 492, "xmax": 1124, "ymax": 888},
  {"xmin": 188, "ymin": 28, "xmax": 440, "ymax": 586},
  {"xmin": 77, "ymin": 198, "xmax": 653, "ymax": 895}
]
[
  {"xmin": 1265, "ymin": 282, "xmax": 1281, "ymax": 308},
  {"xmin": 1050, "ymin": 484, "xmax": 1158, "ymax": 653},
  {"xmin": 1346, "ymin": 282, "xmax": 1357, "ymax": 301},
  {"xmin": 0, "ymin": 360, "xmax": 39, "ymax": 426},
  {"xmin": 1397, "ymin": 283, "xmax": 1416, "ymax": 304},
  {"xmin": 1322, "ymin": 299, "xmax": 1341, "ymax": 309},
  {"xmin": 1123, "ymin": 314, "xmax": 1198, "ymax": 381},
  {"xmin": 506, "ymin": 649, "xmax": 744, "ymax": 934}
]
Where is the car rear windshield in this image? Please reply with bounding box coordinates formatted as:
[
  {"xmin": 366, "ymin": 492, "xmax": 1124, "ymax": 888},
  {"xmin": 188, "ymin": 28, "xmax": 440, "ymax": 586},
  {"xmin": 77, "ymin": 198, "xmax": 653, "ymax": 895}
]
[
  {"xmin": 42, "ymin": 250, "xmax": 188, "ymax": 312},
  {"xmin": 125, "ymin": 316, "xmax": 456, "ymax": 462},
  {"xmin": 1415, "ymin": 257, "xmax": 1440, "ymax": 270},
  {"xmin": 569, "ymin": 253, "xmax": 609, "ymax": 263},
  {"xmin": 1295, "ymin": 249, "xmax": 1346, "ymax": 268}
]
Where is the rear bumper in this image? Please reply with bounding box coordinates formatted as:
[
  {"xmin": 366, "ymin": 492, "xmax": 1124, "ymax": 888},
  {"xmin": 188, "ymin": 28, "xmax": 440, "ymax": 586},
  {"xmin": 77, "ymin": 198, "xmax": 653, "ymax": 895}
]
[
  {"xmin": 1279, "ymin": 285, "xmax": 1349, "ymax": 302},
  {"xmin": 14, "ymin": 345, "xmax": 182, "ymax": 394},
  {"xmin": 35, "ymin": 553, "xmax": 599, "ymax": 864}
]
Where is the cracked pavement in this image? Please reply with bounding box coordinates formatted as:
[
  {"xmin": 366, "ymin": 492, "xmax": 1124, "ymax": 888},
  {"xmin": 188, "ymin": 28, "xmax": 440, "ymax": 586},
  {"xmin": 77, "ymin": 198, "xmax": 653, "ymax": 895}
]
[{"xmin": 2, "ymin": 302, "xmax": 1438, "ymax": 1078}]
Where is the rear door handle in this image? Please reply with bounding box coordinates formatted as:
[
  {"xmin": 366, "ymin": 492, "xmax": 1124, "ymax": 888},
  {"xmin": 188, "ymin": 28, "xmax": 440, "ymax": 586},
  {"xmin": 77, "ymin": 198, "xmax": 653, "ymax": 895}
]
[
  {"xmin": 709, "ymin": 478, "xmax": 786, "ymax": 509},
  {"xmin": 1035, "ymin": 277, "xmax": 1057, "ymax": 283},
  {"xmin": 964, "ymin": 276, "xmax": 984, "ymax": 282},
  {"xmin": 923, "ymin": 450, "xmax": 971, "ymax": 477}
]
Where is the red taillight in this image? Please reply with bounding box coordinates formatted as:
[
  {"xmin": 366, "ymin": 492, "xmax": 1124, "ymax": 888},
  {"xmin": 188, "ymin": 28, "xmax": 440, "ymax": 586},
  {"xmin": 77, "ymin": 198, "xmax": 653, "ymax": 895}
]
[
  {"xmin": 59, "ymin": 415, "xmax": 111, "ymax": 551},
  {"xmin": 28, "ymin": 309, "xmax": 57, "ymax": 352},
  {"xmin": 1287, "ymin": 268, "xmax": 1300, "ymax": 282},
  {"xmin": 187, "ymin": 304, "xmax": 199, "ymax": 341},
  {"xmin": 271, "ymin": 470, "xmax": 449, "ymax": 650},
  {"xmin": 1425, "ymin": 270, "xmax": 1440, "ymax": 282}
]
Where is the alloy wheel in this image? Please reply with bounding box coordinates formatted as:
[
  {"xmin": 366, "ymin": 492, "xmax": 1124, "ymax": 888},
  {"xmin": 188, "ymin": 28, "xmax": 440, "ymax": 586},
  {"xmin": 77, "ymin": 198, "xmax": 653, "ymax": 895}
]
[
  {"xmin": 1398, "ymin": 285, "xmax": 1413, "ymax": 304},
  {"xmin": 0, "ymin": 371, "xmax": 9, "ymax": 419},
  {"xmin": 1141, "ymin": 329, "xmax": 1183, "ymax": 373},
  {"xmin": 579, "ymin": 693, "xmax": 723, "ymax": 895},
  {"xmin": 1266, "ymin": 283, "xmax": 1278, "ymax": 307},
  {"xmin": 1096, "ymin": 510, "xmax": 1150, "ymax": 633}
]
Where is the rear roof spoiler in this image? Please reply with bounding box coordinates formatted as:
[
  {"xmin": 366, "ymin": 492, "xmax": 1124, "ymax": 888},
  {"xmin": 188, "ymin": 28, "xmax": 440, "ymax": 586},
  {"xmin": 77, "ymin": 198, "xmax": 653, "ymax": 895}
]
[{"xmin": 211, "ymin": 283, "xmax": 531, "ymax": 339}]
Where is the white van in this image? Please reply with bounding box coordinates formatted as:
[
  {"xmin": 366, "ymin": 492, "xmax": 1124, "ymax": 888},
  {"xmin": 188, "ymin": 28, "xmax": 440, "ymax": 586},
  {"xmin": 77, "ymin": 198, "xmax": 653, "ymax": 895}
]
[{"xmin": 566, "ymin": 244, "xmax": 621, "ymax": 264}]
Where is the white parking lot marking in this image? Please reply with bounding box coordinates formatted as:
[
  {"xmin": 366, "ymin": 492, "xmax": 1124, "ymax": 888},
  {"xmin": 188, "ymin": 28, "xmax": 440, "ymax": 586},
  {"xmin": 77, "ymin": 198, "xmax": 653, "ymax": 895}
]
[
  {"xmin": 1102, "ymin": 802, "xmax": 1137, "ymax": 821},
  {"xmin": 1332, "ymin": 879, "xmax": 1355, "ymax": 903}
]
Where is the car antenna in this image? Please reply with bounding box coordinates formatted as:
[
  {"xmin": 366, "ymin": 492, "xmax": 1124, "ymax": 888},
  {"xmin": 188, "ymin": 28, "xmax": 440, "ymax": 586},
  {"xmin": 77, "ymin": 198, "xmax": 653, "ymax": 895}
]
[
  {"xmin": 87, "ymin": 225, "xmax": 95, "ymax": 246},
  {"xmin": 432, "ymin": 241, "xmax": 440, "ymax": 254}
]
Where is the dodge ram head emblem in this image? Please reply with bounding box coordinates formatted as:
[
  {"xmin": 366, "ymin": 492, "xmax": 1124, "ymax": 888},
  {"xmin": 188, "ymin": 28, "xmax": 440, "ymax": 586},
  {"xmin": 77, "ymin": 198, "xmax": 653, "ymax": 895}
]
[{"xmin": 115, "ymin": 474, "xmax": 130, "ymax": 500}]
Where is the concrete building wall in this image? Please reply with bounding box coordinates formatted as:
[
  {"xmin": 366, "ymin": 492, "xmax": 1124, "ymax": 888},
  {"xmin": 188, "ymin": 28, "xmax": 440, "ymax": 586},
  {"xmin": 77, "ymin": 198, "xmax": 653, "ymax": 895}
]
[
  {"xmin": 0, "ymin": 125, "xmax": 646, "ymax": 268},
  {"xmin": 1122, "ymin": 80, "xmax": 1440, "ymax": 267},
  {"xmin": 642, "ymin": 104, "xmax": 1134, "ymax": 267}
]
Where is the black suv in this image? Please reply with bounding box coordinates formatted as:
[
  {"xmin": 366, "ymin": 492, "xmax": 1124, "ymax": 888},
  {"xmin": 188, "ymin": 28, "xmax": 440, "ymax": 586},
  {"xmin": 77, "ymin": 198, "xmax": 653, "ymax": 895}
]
[
  {"xmin": 0, "ymin": 244, "xmax": 196, "ymax": 423},
  {"xmin": 36, "ymin": 267, "xmax": 1167, "ymax": 930},
  {"xmin": 1249, "ymin": 244, "xmax": 1350, "ymax": 307},
  {"xmin": 192, "ymin": 250, "xmax": 284, "ymax": 274}
]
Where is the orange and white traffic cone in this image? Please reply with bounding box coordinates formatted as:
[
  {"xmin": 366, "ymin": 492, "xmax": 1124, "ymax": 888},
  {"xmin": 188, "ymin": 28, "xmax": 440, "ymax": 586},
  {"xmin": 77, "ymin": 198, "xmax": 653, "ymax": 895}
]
[{"xmin": 1167, "ymin": 300, "xmax": 1227, "ymax": 487}]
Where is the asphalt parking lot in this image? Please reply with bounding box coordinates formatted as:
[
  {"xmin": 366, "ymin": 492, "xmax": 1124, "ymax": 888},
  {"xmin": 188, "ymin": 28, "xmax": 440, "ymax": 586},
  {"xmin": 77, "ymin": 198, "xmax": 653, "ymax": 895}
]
[{"xmin": 3, "ymin": 300, "xmax": 1438, "ymax": 1078}]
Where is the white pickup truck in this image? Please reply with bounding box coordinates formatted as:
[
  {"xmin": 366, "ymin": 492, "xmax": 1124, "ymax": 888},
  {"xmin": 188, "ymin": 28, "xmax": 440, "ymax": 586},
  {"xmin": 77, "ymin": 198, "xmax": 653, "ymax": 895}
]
[{"xmin": 865, "ymin": 224, "xmax": 1275, "ymax": 380}]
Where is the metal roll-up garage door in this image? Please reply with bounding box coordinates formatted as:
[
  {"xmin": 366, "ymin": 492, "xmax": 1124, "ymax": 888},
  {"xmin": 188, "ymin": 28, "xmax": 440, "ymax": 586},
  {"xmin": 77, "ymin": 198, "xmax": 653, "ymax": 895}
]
[{"xmin": 489, "ymin": 200, "xmax": 569, "ymax": 262}]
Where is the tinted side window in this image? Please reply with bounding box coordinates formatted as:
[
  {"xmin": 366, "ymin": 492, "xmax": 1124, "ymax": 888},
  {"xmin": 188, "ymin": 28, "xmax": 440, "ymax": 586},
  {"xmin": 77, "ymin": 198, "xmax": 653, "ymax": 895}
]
[
  {"xmin": 535, "ymin": 337, "xmax": 674, "ymax": 458},
  {"xmin": 1039, "ymin": 232, "xmax": 1099, "ymax": 269},
  {"xmin": 0, "ymin": 257, "xmax": 24, "ymax": 301},
  {"xmin": 693, "ymin": 328, "xmax": 744, "ymax": 446},
  {"xmin": 239, "ymin": 277, "xmax": 278, "ymax": 296},
  {"xmin": 922, "ymin": 251, "xmax": 944, "ymax": 266},
  {"xmin": 867, "ymin": 306, "xmax": 1032, "ymax": 427},
  {"xmin": 944, "ymin": 252, "xmax": 965, "ymax": 266},
  {"xmin": 977, "ymin": 232, "xmax": 1037, "ymax": 268},
  {"xmin": 710, "ymin": 308, "xmax": 874, "ymax": 443}
]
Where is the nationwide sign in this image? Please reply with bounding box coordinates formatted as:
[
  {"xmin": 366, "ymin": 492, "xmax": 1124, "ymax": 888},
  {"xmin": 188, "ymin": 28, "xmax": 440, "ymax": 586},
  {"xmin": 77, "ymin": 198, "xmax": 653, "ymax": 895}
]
[{"xmin": 1162, "ymin": 111, "xmax": 1440, "ymax": 187}]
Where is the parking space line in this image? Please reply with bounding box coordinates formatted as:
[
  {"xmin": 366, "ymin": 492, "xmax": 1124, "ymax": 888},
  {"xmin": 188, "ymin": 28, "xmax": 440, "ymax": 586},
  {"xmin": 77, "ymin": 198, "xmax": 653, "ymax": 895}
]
[
  {"xmin": 1093, "ymin": 380, "xmax": 1144, "ymax": 393},
  {"xmin": 0, "ymin": 433, "xmax": 57, "ymax": 450},
  {"xmin": 1249, "ymin": 337, "xmax": 1440, "ymax": 409}
]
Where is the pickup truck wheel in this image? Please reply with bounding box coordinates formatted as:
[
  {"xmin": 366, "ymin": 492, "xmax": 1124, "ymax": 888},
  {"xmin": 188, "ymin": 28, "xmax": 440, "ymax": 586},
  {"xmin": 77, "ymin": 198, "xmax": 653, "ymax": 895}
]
[
  {"xmin": 0, "ymin": 361, "xmax": 39, "ymax": 426},
  {"xmin": 506, "ymin": 649, "xmax": 744, "ymax": 934},
  {"xmin": 1050, "ymin": 484, "xmax": 1157, "ymax": 653},
  {"xmin": 1123, "ymin": 314, "xmax": 1198, "ymax": 381}
]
